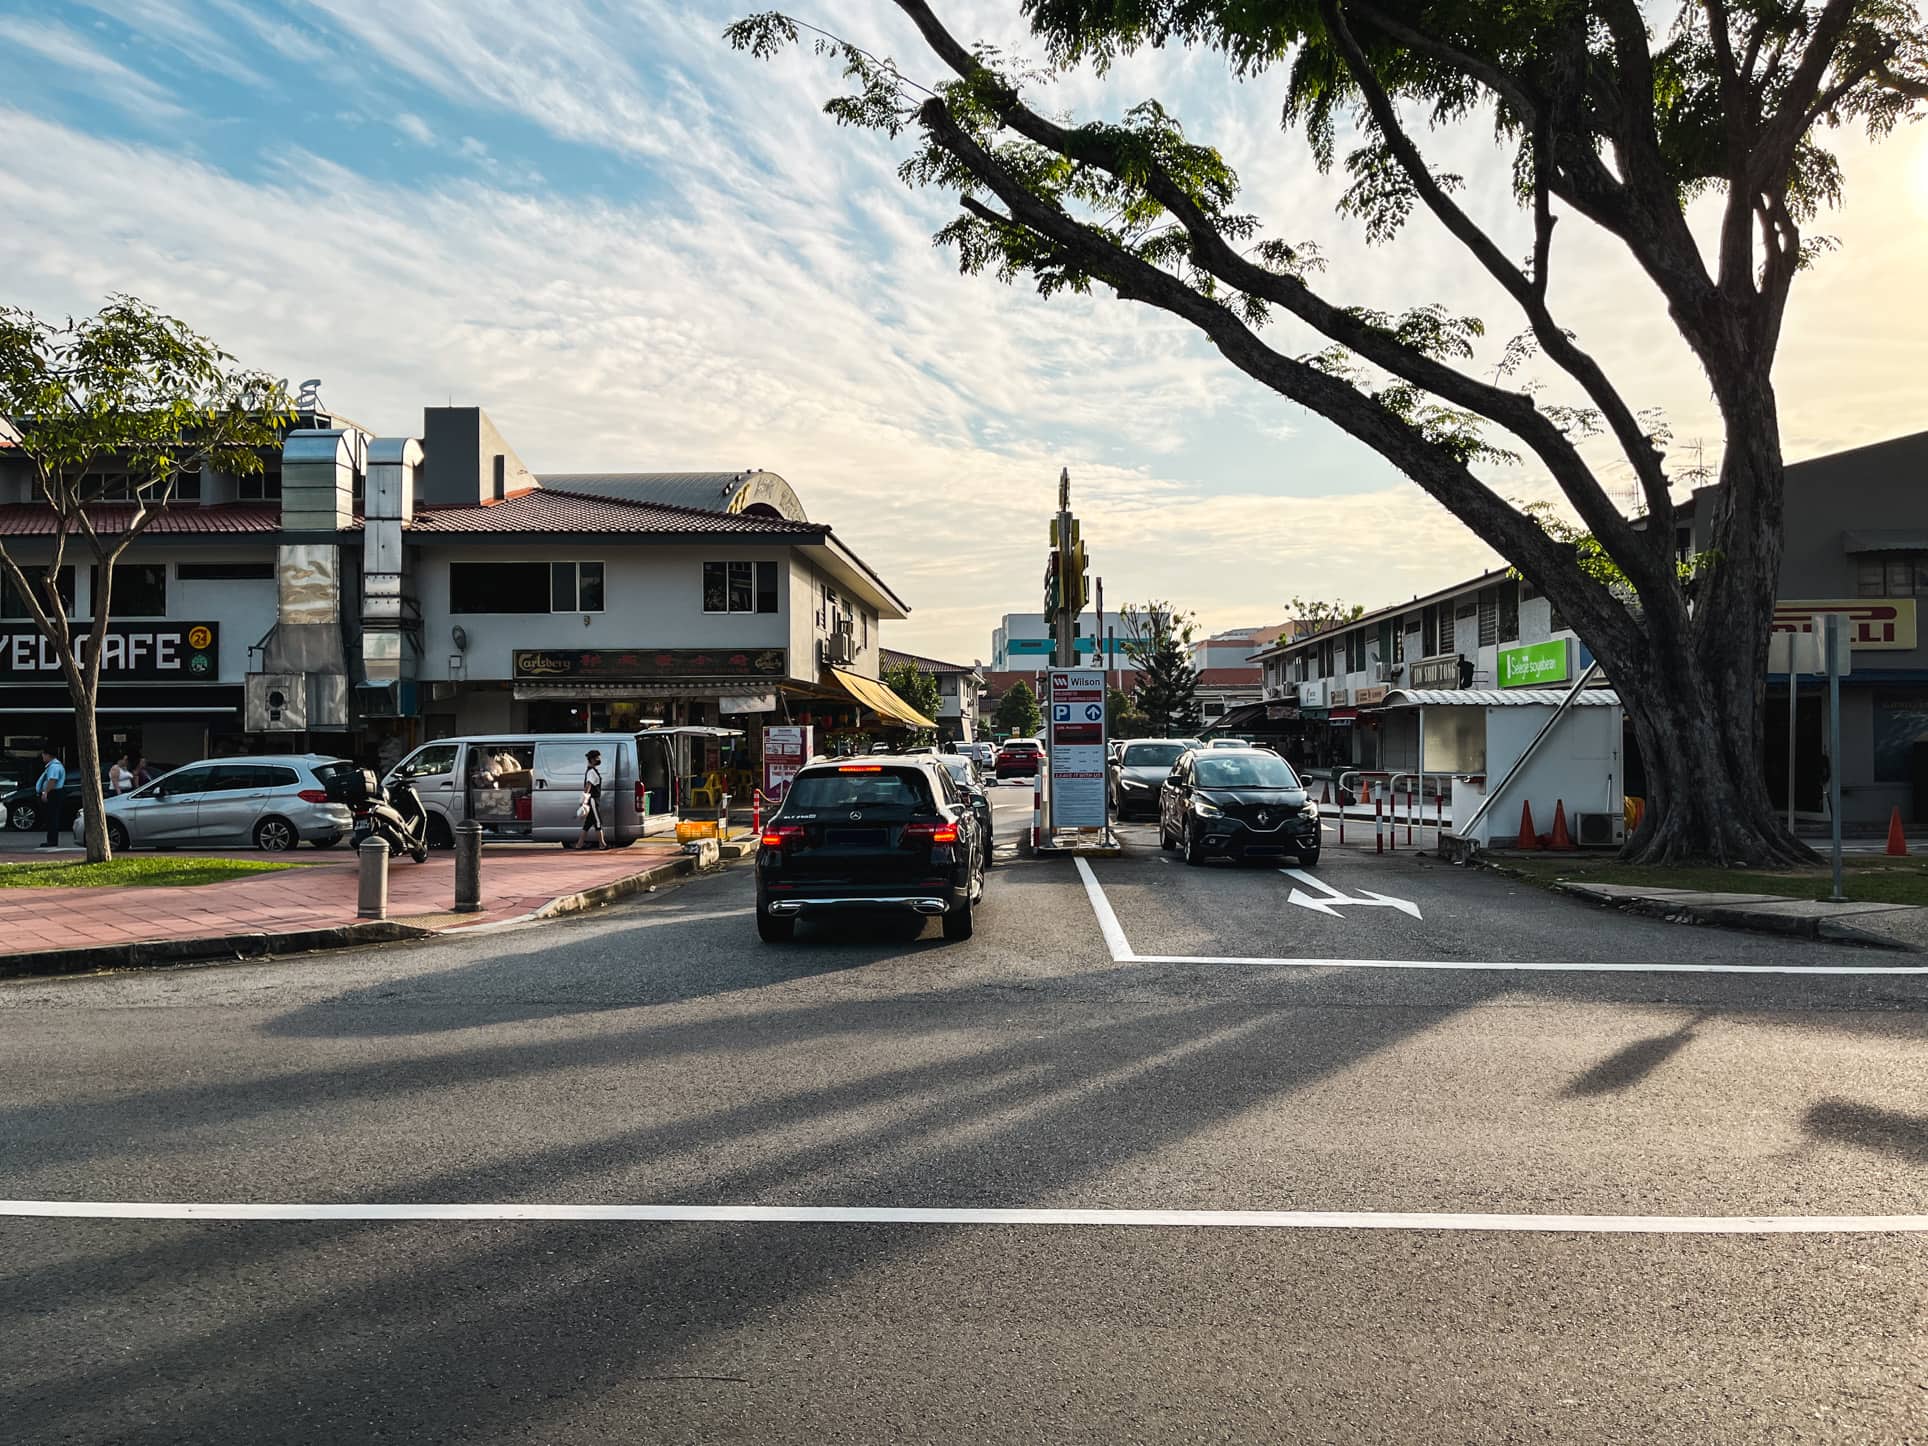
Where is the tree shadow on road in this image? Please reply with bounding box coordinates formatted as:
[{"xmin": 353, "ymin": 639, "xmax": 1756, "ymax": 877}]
[
  {"xmin": 1803, "ymin": 1097, "xmax": 1928, "ymax": 1165},
  {"xmin": 1562, "ymin": 1013, "xmax": 1708, "ymax": 1097}
]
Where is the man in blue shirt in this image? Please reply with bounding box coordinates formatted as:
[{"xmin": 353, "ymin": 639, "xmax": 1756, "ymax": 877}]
[{"xmin": 35, "ymin": 745, "xmax": 66, "ymax": 849}]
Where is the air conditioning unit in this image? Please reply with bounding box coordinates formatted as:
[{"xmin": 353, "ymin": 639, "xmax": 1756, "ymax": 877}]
[
  {"xmin": 1572, "ymin": 812, "xmax": 1624, "ymax": 847},
  {"xmin": 823, "ymin": 632, "xmax": 856, "ymax": 666},
  {"xmin": 1373, "ymin": 663, "xmax": 1394, "ymax": 683}
]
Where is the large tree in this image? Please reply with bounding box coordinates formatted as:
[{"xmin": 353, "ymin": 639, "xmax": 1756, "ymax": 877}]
[
  {"xmin": 883, "ymin": 658, "xmax": 943, "ymax": 745},
  {"xmin": 730, "ymin": 2, "xmax": 1927, "ymax": 864},
  {"xmin": 1121, "ymin": 600, "xmax": 1204, "ymax": 735},
  {"xmin": 0, "ymin": 298, "xmax": 288, "ymax": 861},
  {"xmin": 994, "ymin": 677, "xmax": 1044, "ymax": 736}
]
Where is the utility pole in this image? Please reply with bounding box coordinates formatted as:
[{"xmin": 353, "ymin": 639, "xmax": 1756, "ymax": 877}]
[
  {"xmin": 1054, "ymin": 467, "xmax": 1075, "ymax": 668},
  {"xmin": 1095, "ymin": 576, "xmax": 1106, "ymax": 696}
]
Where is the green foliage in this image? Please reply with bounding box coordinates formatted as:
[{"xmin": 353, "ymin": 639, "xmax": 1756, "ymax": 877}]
[
  {"xmin": 994, "ymin": 677, "xmax": 1044, "ymax": 738},
  {"xmin": 882, "ymin": 660, "xmax": 943, "ymax": 746},
  {"xmin": 1513, "ymin": 501, "xmax": 1720, "ymax": 601},
  {"xmin": 1121, "ymin": 601, "xmax": 1202, "ymax": 736},
  {"xmin": 1286, "ymin": 596, "xmax": 1366, "ymax": 636},
  {"xmin": 1106, "ymin": 686, "xmax": 1149, "ymax": 737}
]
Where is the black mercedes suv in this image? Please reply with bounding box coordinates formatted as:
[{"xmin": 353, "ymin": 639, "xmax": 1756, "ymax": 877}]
[{"xmin": 755, "ymin": 755, "xmax": 987, "ymax": 942}]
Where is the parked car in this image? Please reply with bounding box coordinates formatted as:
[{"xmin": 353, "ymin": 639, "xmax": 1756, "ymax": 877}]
[
  {"xmin": 6, "ymin": 765, "xmax": 173, "ymax": 836},
  {"xmin": 994, "ymin": 737, "xmax": 1044, "ymax": 779},
  {"xmin": 1108, "ymin": 738, "xmax": 1203, "ymax": 819},
  {"xmin": 936, "ymin": 752, "xmax": 995, "ymax": 866},
  {"xmin": 97, "ymin": 755, "xmax": 357, "ymax": 852},
  {"xmin": 384, "ymin": 733, "xmax": 651, "ymax": 848},
  {"xmin": 755, "ymin": 754, "xmax": 986, "ymax": 942},
  {"xmin": 1159, "ymin": 747, "xmax": 1320, "ymax": 866}
]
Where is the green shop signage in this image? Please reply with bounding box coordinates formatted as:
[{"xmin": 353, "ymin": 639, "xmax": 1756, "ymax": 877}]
[{"xmin": 1497, "ymin": 639, "xmax": 1570, "ymax": 688}]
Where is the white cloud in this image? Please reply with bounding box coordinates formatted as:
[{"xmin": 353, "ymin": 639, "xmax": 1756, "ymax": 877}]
[
  {"xmin": 392, "ymin": 111, "xmax": 435, "ymax": 147},
  {"xmin": 0, "ymin": 15, "xmax": 190, "ymax": 123}
]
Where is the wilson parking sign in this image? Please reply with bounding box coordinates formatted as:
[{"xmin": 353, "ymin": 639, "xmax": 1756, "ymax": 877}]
[{"xmin": 1047, "ymin": 669, "xmax": 1107, "ymax": 828}]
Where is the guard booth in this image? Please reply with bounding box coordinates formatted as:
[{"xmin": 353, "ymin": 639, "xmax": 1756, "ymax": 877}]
[{"xmin": 1372, "ymin": 686, "xmax": 1625, "ymax": 849}]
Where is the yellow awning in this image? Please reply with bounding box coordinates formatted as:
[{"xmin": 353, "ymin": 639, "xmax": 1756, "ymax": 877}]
[{"xmin": 828, "ymin": 667, "xmax": 937, "ymax": 729}]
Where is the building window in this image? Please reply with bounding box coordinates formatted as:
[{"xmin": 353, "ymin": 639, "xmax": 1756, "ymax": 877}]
[
  {"xmin": 1478, "ymin": 588, "xmax": 1499, "ymax": 647},
  {"xmin": 704, "ymin": 560, "xmax": 780, "ymax": 614},
  {"xmin": 1345, "ymin": 629, "xmax": 1367, "ymax": 673},
  {"xmin": 91, "ymin": 564, "xmax": 166, "ymax": 617},
  {"xmin": 238, "ymin": 468, "xmax": 282, "ymax": 501},
  {"xmin": 175, "ymin": 468, "xmax": 201, "ymax": 501},
  {"xmin": 550, "ymin": 562, "xmax": 605, "ymax": 613},
  {"xmin": 1857, "ymin": 557, "xmax": 1928, "ymax": 597},
  {"xmin": 1391, "ymin": 616, "xmax": 1405, "ymax": 665},
  {"xmin": 449, "ymin": 561, "xmax": 552, "ymax": 614},
  {"xmin": 1439, "ymin": 605, "xmax": 1455, "ymax": 655},
  {"xmin": 1, "ymin": 567, "xmax": 75, "ymax": 619},
  {"xmin": 177, "ymin": 561, "xmax": 274, "ymax": 581},
  {"xmin": 1422, "ymin": 605, "xmax": 1440, "ymax": 658},
  {"xmin": 1498, "ymin": 581, "xmax": 1520, "ymax": 643}
]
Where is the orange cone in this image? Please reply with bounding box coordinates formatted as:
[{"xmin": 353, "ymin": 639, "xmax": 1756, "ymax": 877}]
[
  {"xmin": 1550, "ymin": 800, "xmax": 1576, "ymax": 851},
  {"xmin": 1887, "ymin": 806, "xmax": 1909, "ymax": 856},
  {"xmin": 1516, "ymin": 799, "xmax": 1539, "ymax": 850},
  {"xmin": 1320, "ymin": 779, "xmax": 1331, "ymax": 804}
]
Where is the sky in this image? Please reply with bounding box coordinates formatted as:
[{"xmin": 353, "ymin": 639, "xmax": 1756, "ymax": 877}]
[{"xmin": 1, "ymin": 1, "xmax": 1924, "ymax": 665}]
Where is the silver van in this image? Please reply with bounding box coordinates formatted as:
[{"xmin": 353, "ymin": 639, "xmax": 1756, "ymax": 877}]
[{"xmin": 385, "ymin": 734, "xmax": 650, "ymax": 847}]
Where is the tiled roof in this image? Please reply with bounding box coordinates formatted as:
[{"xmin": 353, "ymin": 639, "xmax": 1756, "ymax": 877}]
[
  {"xmin": 0, "ymin": 504, "xmax": 281, "ymax": 536},
  {"xmin": 401, "ymin": 488, "xmax": 828, "ymax": 536},
  {"xmin": 1194, "ymin": 667, "xmax": 1263, "ymax": 685},
  {"xmin": 881, "ymin": 646, "xmax": 981, "ymax": 676}
]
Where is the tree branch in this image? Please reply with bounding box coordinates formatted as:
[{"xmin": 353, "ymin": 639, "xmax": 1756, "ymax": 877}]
[
  {"xmin": 925, "ymin": 108, "xmax": 1639, "ymax": 660},
  {"xmin": 1342, "ymin": 0, "xmax": 1536, "ymax": 123},
  {"xmin": 1321, "ymin": 0, "xmax": 1677, "ymax": 555}
]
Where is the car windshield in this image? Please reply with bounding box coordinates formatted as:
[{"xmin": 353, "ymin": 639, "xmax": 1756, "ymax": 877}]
[
  {"xmin": 784, "ymin": 767, "xmax": 932, "ymax": 812},
  {"xmin": 1122, "ymin": 743, "xmax": 1187, "ymax": 768},
  {"xmin": 1193, "ymin": 754, "xmax": 1299, "ymax": 790},
  {"xmin": 939, "ymin": 758, "xmax": 973, "ymax": 783}
]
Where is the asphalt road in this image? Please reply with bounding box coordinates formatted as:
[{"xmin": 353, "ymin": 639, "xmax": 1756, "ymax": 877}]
[{"xmin": 3, "ymin": 779, "xmax": 1927, "ymax": 1444}]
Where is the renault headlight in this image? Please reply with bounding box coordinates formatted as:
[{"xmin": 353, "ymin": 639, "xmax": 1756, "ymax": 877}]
[{"xmin": 1193, "ymin": 798, "xmax": 1223, "ymax": 817}]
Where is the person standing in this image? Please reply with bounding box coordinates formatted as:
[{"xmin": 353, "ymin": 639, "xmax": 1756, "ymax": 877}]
[
  {"xmin": 575, "ymin": 748, "xmax": 606, "ymax": 850},
  {"xmin": 35, "ymin": 744, "xmax": 66, "ymax": 850},
  {"xmin": 109, "ymin": 752, "xmax": 137, "ymax": 796}
]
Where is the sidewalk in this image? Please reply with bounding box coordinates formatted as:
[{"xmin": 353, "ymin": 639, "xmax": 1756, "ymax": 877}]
[
  {"xmin": 1550, "ymin": 879, "xmax": 1928, "ymax": 949},
  {"xmin": 0, "ymin": 839, "xmax": 697, "ymax": 975}
]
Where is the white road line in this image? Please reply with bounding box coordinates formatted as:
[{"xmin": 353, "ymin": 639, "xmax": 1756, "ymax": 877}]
[
  {"xmin": 3, "ymin": 1200, "xmax": 1925, "ymax": 1233},
  {"xmin": 1075, "ymin": 856, "xmax": 1134, "ymax": 962},
  {"xmin": 1073, "ymin": 856, "xmax": 1928, "ymax": 976}
]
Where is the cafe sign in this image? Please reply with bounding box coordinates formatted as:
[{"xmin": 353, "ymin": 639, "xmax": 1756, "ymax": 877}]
[
  {"xmin": 513, "ymin": 647, "xmax": 787, "ymax": 681},
  {"xmin": 0, "ymin": 621, "xmax": 219, "ymax": 681},
  {"xmin": 1498, "ymin": 639, "xmax": 1570, "ymax": 689}
]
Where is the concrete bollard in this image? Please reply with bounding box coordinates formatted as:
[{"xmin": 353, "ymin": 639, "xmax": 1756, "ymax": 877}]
[
  {"xmin": 357, "ymin": 835, "xmax": 390, "ymax": 920},
  {"xmin": 453, "ymin": 820, "xmax": 482, "ymax": 914}
]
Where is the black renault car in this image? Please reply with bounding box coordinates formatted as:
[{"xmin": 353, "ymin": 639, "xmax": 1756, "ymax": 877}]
[
  {"xmin": 1158, "ymin": 747, "xmax": 1321, "ymax": 866},
  {"xmin": 755, "ymin": 755, "xmax": 986, "ymax": 942}
]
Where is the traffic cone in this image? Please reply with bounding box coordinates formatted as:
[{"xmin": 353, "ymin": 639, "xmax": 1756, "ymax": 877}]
[
  {"xmin": 1516, "ymin": 799, "xmax": 1539, "ymax": 850},
  {"xmin": 1550, "ymin": 800, "xmax": 1576, "ymax": 851},
  {"xmin": 1320, "ymin": 779, "xmax": 1331, "ymax": 804},
  {"xmin": 1887, "ymin": 806, "xmax": 1909, "ymax": 856}
]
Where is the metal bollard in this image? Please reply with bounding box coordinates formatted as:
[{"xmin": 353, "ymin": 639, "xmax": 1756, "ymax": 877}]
[
  {"xmin": 1375, "ymin": 798, "xmax": 1383, "ymax": 855},
  {"xmin": 453, "ymin": 820, "xmax": 482, "ymax": 914},
  {"xmin": 357, "ymin": 835, "xmax": 390, "ymax": 920}
]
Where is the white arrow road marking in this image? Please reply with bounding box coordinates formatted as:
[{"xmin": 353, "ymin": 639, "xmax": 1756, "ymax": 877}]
[{"xmin": 1281, "ymin": 868, "xmax": 1422, "ymax": 919}]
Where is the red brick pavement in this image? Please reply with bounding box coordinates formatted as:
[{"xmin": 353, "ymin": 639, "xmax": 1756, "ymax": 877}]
[{"xmin": 0, "ymin": 841, "xmax": 690, "ymax": 954}]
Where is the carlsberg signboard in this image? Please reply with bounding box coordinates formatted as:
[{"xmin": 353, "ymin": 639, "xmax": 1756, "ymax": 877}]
[{"xmin": 1498, "ymin": 639, "xmax": 1570, "ymax": 688}]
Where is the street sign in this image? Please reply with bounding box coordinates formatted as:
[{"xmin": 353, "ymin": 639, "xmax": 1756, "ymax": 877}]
[
  {"xmin": 1279, "ymin": 868, "xmax": 1421, "ymax": 919},
  {"xmin": 1047, "ymin": 668, "xmax": 1107, "ymax": 829}
]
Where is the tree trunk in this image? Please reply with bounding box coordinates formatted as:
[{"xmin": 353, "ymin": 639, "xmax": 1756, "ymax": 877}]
[
  {"xmin": 70, "ymin": 671, "xmax": 110, "ymax": 863},
  {"xmin": 1615, "ymin": 623, "xmax": 1811, "ymax": 868}
]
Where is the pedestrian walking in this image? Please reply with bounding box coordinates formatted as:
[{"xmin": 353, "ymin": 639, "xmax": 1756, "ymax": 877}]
[
  {"xmin": 34, "ymin": 744, "xmax": 66, "ymax": 849},
  {"xmin": 575, "ymin": 748, "xmax": 606, "ymax": 850},
  {"xmin": 109, "ymin": 752, "xmax": 137, "ymax": 795},
  {"xmin": 131, "ymin": 753, "xmax": 152, "ymax": 788}
]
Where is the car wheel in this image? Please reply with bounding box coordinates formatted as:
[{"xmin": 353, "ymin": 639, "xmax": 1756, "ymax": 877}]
[
  {"xmin": 943, "ymin": 884, "xmax": 975, "ymax": 941},
  {"xmin": 426, "ymin": 815, "xmax": 454, "ymax": 850},
  {"xmin": 1297, "ymin": 846, "xmax": 1321, "ymax": 868},
  {"xmin": 254, "ymin": 816, "xmax": 298, "ymax": 852},
  {"xmin": 756, "ymin": 903, "xmax": 794, "ymax": 942},
  {"xmin": 10, "ymin": 802, "xmax": 37, "ymax": 834},
  {"xmin": 106, "ymin": 820, "xmax": 130, "ymax": 852},
  {"xmin": 1182, "ymin": 819, "xmax": 1207, "ymax": 866}
]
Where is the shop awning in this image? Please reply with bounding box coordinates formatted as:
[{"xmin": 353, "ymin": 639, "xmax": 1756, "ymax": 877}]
[
  {"xmin": 513, "ymin": 680, "xmax": 798, "ymax": 701},
  {"xmin": 1378, "ymin": 688, "xmax": 1622, "ymax": 707},
  {"xmin": 827, "ymin": 667, "xmax": 937, "ymax": 729}
]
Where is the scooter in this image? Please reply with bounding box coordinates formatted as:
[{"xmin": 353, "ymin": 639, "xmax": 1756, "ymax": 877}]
[{"xmin": 349, "ymin": 769, "xmax": 430, "ymax": 863}]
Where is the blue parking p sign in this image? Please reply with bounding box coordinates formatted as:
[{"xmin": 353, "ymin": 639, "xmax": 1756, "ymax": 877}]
[{"xmin": 1052, "ymin": 703, "xmax": 1072, "ymax": 722}]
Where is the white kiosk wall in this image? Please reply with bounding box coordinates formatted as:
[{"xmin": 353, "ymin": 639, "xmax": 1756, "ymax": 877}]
[{"xmin": 1469, "ymin": 701, "xmax": 1623, "ymax": 846}]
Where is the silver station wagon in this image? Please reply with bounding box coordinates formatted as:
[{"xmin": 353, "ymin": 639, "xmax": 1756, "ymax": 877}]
[{"xmin": 97, "ymin": 754, "xmax": 358, "ymax": 852}]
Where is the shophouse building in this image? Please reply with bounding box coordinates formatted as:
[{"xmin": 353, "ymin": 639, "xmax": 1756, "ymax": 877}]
[{"xmin": 0, "ymin": 403, "xmax": 917, "ymax": 780}]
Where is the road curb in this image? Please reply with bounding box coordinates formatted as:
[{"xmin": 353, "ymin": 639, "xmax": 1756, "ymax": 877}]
[
  {"xmin": 0, "ymin": 920, "xmax": 432, "ymax": 981},
  {"xmin": 526, "ymin": 853, "xmax": 698, "ymax": 920},
  {"xmin": 1551, "ymin": 882, "xmax": 1915, "ymax": 951}
]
